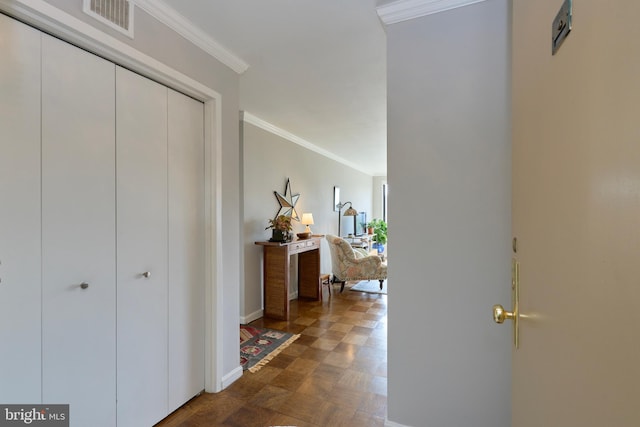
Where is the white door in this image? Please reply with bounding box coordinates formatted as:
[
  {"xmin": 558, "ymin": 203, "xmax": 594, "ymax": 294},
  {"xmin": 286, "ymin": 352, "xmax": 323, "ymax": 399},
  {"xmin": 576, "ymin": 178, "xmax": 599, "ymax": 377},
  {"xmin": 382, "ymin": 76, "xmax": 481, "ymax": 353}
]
[
  {"xmin": 511, "ymin": 1, "xmax": 640, "ymax": 425},
  {"xmin": 167, "ymin": 89, "xmax": 206, "ymax": 411},
  {"xmin": 41, "ymin": 34, "xmax": 117, "ymax": 426},
  {"xmin": 116, "ymin": 66, "xmax": 169, "ymax": 427},
  {"xmin": 0, "ymin": 14, "xmax": 42, "ymax": 403}
]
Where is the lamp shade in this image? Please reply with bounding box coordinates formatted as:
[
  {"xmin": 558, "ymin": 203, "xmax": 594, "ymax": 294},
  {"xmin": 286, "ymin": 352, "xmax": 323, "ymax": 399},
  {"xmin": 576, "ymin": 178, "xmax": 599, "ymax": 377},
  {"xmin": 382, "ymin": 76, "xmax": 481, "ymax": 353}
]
[
  {"xmin": 301, "ymin": 212, "xmax": 314, "ymax": 234},
  {"xmin": 343, "ymin": 206, "xmax": 358, "ymax": 216},
  {"xmin": 301, "ymin": 213, "xmax": 314, "ymax": 225}
]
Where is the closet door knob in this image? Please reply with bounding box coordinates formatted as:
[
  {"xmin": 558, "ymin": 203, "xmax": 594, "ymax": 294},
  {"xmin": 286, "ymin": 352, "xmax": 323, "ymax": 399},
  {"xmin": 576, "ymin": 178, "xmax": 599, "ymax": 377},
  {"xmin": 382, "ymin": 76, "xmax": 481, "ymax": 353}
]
[
  {"xmin": 80, "ymin": 282, "xmax": 89, "ymax": 290},
  {"xmin": 142, "ymin": 271, "xmax": 151, "ymax": 278}
]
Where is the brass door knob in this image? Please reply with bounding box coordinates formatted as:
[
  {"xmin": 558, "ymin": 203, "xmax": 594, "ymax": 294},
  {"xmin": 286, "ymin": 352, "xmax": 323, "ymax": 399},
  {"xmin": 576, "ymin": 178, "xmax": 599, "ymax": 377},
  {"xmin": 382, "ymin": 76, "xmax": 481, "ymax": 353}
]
[
  {"xmin": 493, "ymin": 258, "xmax": 520, "ymax": 348},
  {"xmin": 492, "ymin": 304, "xmax": 515, "ymax": 324}
]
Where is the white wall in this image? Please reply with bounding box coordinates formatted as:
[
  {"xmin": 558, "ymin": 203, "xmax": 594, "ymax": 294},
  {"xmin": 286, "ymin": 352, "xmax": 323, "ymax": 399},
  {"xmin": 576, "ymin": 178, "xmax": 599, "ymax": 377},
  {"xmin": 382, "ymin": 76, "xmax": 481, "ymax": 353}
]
[
  {"xmin": 242, "ymin": 120, "xmax": 374, "ymax": 322},
  {"xmin": 23, "ymin": 0, "xmax": 243, "ymax": 386},
  {"xmin": 386, "ymin": 1, "xmax": 511, "ymax": 426},
  {"xmin": 372, "ymin": 176, "xmax": 387, "ymax": 221}
]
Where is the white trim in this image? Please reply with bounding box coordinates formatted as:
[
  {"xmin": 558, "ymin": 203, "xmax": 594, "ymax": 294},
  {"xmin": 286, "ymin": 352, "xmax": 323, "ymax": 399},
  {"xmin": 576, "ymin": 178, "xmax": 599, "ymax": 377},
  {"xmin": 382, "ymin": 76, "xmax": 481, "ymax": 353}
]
[
  {"xmin": 240, "ymin": 309, "xmax": 264, "ymax": 325},
  {"xmin": 133, "ymin": 0, "xmax": 248, "ymax": 74},
  {"xmin": 204, "ymin": 98, "xmax": 226, "ymax": 393},
  {"xmin": 385, "ymin": 419, "xmax": 412, "ymax": 427},
  {"xmin": 242, "ymin": 112, "xmax": 374, "ymax": 176},
  {"xmin": 221, "ymin": 366, "xmax": 243, "ymax": 389},
  {"xmin": 377, "ymin": 0, "xmax": 488, "ymax": 25},
  {"xmin": 0, "ymin": 0, "xmax": 227, "ymax": 393}
]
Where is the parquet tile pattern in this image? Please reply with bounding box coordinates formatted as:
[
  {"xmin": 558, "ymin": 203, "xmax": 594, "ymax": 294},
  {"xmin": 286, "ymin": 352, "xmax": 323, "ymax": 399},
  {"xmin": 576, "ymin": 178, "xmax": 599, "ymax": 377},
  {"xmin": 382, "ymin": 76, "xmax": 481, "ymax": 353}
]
[{"xmin": 156, "ymin": 283, "xmax": 387, "ymax": 426}]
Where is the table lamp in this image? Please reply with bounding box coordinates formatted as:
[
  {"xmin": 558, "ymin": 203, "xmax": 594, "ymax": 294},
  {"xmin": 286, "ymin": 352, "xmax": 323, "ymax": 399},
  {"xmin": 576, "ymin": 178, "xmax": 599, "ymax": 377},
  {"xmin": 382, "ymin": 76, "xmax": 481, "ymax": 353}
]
[
  {"xmin": 296, "ymin": 213, "xmax": 314, "ymax": 239},
  {"xmin": 301, "ymin": 213, "xmax": 314, "ymax": 234}
]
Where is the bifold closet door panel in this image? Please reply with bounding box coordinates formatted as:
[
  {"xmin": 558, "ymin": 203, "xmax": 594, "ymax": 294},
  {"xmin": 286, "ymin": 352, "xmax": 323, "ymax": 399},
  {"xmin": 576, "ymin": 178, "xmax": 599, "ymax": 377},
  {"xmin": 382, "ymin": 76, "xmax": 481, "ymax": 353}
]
[
  {"xmin": 41, "ymin": 34, "xmax": 117, "ymax": 426},
  {"xmin": 0, "ymin": 14, "xmax": 42, "ymax": 403},
  {"xmin": 116, "ymin": 66, "xmax": 169, "ymax": 427},
  {"xmin": 168, "ymin": 89, "xmax": 206, "ymax": 412}
]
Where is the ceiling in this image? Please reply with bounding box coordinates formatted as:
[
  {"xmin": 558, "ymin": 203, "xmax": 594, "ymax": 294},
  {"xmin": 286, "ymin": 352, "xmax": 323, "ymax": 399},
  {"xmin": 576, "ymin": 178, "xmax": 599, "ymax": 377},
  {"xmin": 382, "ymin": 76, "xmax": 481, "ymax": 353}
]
[{"xmin": 162, "ymin": 1, "xmax": 388, "ymax": 176}]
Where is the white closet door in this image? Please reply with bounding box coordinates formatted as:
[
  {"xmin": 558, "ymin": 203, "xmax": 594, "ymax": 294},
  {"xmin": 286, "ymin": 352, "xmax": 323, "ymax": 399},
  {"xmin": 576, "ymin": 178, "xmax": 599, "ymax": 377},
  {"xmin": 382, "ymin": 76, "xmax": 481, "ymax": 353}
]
[
  {"xmin": 0, "ymin": 14, "xmax": 42, "ymax": 403},
  {"xmin": 116, "ymin": 66, "xmax": 169, "ymax": 427},
  {"xmin": 168, "ymin": 89, "xmax": 206, "ymax": 412},
  {"xmin": 41, "ymin": 34, "xmax": 117, "ymax": 427}
]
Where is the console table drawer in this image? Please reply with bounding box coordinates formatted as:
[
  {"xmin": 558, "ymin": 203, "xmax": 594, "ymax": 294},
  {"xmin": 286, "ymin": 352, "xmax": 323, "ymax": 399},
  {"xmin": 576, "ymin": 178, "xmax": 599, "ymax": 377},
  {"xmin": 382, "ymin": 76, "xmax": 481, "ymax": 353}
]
[{"xmin": 289, "ymin": 239, "xmax": 317, "ymax": 254}]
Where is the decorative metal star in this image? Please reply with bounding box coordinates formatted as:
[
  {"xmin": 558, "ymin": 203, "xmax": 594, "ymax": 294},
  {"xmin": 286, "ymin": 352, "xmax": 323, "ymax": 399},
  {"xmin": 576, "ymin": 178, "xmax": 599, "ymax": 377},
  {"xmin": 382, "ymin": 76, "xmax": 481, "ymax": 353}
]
[{"xmin": 273, "ymin": 178, "xmax": 300, "ymax": 221}]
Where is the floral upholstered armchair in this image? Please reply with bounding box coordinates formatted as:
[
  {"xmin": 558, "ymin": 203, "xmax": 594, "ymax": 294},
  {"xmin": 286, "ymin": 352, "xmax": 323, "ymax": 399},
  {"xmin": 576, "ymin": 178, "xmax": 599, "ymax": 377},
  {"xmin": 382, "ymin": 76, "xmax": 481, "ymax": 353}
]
[{"xmin": 325, "ymin": 234, "xmax": 387, "ymax": 292}]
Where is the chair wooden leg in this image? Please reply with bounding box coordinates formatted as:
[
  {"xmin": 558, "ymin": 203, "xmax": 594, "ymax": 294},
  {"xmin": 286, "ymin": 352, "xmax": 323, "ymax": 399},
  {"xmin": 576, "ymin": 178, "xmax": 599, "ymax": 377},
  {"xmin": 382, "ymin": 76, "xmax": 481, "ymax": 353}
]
[
  {"xmin": 332, "ymin": 275, "xmax": 346, "ymax": 293},
  {"xmin": 379, "ymin": 279, "xmax": 384, "ymax": 290}
]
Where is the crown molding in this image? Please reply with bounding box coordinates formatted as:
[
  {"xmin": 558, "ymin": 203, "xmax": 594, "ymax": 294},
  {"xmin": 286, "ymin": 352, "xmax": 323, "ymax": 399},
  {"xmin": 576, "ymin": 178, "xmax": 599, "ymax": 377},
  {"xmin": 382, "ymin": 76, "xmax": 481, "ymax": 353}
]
[
  {"xmin": 377, "ymin": 0, "xmax": 488, "ymax": 25},
  {"xmin": 133, "ymin": 0, "xmax": 249, "ymax": 74},
  {"xmin": 241, "ymin": 112, "xmax": 375, "ymax": 176}
]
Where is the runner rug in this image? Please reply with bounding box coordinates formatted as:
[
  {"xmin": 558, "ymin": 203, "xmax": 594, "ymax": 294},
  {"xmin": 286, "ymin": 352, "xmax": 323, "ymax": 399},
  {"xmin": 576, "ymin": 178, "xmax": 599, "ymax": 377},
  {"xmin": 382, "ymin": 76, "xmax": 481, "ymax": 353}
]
[{"xmin": 240, "ymin": 325, "xmax": 300, "ymax": 373}]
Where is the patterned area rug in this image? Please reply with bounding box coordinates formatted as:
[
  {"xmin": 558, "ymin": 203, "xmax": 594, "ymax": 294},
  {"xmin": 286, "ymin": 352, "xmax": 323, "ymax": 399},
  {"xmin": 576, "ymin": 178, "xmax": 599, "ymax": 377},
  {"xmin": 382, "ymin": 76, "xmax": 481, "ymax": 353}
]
[
  {"xmin": 349, "ymin": 279, "xmax": 388, "ymax": 294},
  {"xmin": 240, "ymin": 325, "xmax": 300, "ymax": 373}
]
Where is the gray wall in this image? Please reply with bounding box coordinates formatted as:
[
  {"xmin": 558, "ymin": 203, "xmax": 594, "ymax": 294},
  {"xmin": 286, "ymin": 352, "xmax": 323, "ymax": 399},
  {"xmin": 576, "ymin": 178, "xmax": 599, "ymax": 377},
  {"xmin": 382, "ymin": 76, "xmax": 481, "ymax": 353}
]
[
  {"xmin": 242, "ymin": 120, "xmax": 373, "ymax": 321},
  {"xmin": 41, "ymin": 0, "xmax": 243, "ymax": 380},
  {"xmin": 386, "ymin": 1, "xmax": 511, "ymax": 426}
]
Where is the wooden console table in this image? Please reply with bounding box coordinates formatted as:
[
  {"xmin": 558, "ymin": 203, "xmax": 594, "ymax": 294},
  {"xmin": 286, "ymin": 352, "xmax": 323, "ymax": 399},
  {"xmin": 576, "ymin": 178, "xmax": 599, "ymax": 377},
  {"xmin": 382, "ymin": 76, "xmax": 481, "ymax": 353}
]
[{"xmin": 255, "ymin": 236, "xmax": 322, "ymax": 320}]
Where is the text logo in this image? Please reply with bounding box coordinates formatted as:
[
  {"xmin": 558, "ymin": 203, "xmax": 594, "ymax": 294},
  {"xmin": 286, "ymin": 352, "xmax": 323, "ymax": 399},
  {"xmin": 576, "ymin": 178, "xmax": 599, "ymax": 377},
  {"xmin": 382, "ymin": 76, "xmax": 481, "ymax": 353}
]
[{"xmin": 0, "ymin": 405, "xmax": 68, "ymax": 427}]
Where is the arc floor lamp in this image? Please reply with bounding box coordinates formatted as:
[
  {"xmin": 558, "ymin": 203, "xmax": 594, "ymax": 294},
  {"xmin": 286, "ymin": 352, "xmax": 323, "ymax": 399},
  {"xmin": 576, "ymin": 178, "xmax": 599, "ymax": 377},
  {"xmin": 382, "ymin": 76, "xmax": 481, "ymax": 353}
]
[{"xmin": 336, "ymin": 201, "xmax": 358, "ymax": 236}]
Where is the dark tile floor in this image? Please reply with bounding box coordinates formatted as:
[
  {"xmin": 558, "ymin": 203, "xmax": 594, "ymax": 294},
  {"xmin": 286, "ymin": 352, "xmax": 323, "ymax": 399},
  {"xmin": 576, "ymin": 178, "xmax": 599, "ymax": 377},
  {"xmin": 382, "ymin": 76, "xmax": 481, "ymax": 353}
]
[{"xmin": 156, "ymin": 282, "xmax": 387, "ymax": 426}]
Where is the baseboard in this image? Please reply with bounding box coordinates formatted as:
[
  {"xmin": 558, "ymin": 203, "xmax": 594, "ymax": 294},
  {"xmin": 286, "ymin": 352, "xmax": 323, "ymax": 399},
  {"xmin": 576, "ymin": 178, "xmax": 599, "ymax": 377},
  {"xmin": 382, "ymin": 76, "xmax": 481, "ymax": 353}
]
[
  {"xmin": 385, "ymin": 419, "xmax": 412, "ymax": 427},
  {"xmin": 289, "ymin": 291, "xmax": 298, "ymax": 300},
  {"xmin": 220, "ymin": 366, "xmax": 243, "ymax": 390},
  {"xmin": 241, "ymin": 309, "xmax": 263, "ymax": 325}
]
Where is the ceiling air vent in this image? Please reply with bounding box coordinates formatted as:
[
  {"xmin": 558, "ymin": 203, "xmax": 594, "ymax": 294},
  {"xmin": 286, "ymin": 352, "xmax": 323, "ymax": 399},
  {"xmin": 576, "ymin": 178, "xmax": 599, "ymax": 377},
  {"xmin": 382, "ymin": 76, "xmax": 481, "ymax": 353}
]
[{"xmin": 83, "ymin": 0, "xmax": 134, "ymax": 38}]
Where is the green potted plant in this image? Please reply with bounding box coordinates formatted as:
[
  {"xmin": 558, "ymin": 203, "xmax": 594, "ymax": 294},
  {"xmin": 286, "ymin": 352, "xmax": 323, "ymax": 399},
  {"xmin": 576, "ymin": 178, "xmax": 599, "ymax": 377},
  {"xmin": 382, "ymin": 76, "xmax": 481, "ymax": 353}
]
[
  {"xmin": 266, "ymin": 215, "xmax": 293, "ymax": 242},
  {"xmin": 369, "ymin": 218, "xmax": 387, "ymax": 249},
  {"xmin": 366, "ymin": 221, "xmax": 375, "ymax": 235}
]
